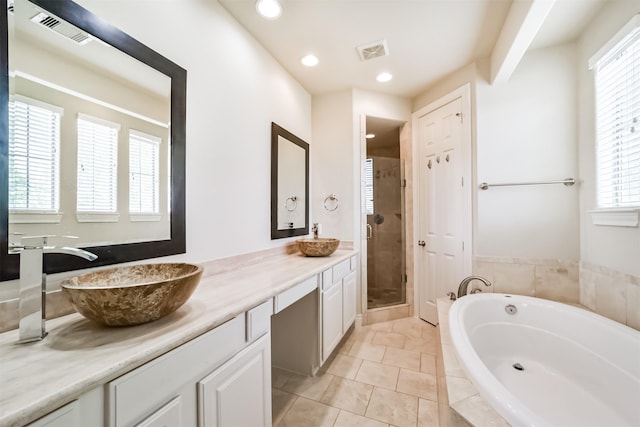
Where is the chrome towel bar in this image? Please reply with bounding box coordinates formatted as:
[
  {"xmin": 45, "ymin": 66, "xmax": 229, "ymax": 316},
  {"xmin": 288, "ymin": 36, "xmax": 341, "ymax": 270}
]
[{"xmin": 479, "ymin": 177, "xmax": 575, "ymax": 190}]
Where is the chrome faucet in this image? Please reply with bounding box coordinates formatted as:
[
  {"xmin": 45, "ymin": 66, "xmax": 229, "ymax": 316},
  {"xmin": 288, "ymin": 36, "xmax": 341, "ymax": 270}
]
[
  {"xmin": 456, "ymin": 275, "xmax": 492, "ymax": 299},
  {"xmin": 312, "ymin": 223, "xmax": 319, "ymax": 239},
  {"xmin": 10, "ymin": 236, "xmax": 97, "ymax": 343}
]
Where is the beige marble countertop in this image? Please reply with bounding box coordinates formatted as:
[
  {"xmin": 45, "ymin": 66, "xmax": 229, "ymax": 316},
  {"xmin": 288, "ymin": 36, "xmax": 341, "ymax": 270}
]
[{"xmin": 0, "ymin": 249, "xmax": 355, "ymax": 427}]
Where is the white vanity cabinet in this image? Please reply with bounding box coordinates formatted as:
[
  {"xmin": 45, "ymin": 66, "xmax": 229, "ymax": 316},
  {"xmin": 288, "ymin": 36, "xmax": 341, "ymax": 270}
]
[
  {"xmin": 9, "ymin": 251, "xmax": 362, "ymax": 427},
  {"xmin": 107, "ymin": 299, "xmax": 273, "ymax": 427},
  {"xmin": 320, "ymin": 256, "xmax": 357, "ymax": 363}
]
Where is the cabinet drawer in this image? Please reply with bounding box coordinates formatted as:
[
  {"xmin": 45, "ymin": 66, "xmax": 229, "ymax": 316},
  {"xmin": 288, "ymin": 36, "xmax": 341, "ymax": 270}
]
[
  {"xmin": 321, "ymin": 269, "xmax": 332, "ymax": 290},
  {"xmin": 246, "ymin": 299, "xmax": 273, "ymax": 342},
  {"xmin": 332, "ymin": 259, "xmax": 351, "ymax": 284},
  {"xmin": 108, "ymin": 316, "xmax": 245, "ymax": 427},
  {"xmin": 274, "ymin": 275, "xmax": 317, "ymax": 313}
]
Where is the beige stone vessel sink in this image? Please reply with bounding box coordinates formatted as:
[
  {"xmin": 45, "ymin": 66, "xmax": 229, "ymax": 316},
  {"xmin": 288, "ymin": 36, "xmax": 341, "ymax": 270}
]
[
  {"xmin": 297, "ymin": 238, "xmax": 340, "ymax": 257},
  {"xmin": 61, "ymin": 263, "xmax": 203, "ymax": 326}
]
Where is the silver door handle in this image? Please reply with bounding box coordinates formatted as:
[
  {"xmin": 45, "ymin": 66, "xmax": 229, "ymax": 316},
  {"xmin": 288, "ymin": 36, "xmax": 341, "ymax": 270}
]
[
  {"xmin": 418, "ymin": 240, "xmax": 425, "ymax": 247},
  {"xmin": 367, "ymin": 224, "xmax": 373, "ymax": 240}
]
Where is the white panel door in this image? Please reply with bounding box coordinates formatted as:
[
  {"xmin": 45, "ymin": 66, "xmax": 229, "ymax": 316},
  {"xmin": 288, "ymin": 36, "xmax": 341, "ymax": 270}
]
[{"xmin": 416, "ymin": 97, "xmax": 469, "ymax": 324}]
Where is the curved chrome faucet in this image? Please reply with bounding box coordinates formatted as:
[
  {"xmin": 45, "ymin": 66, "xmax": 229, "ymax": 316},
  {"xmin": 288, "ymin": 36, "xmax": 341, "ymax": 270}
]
[
  {"xmin": 44, "ymin": 246, "xmax": 98, "ymax": 260},
  {"xmin": 457, "ymin": 275, "xmax": 492, "ymax": 299},
  {"xmin": 11, "ymin": 236, "xmax": 97, "ymax": 343}
]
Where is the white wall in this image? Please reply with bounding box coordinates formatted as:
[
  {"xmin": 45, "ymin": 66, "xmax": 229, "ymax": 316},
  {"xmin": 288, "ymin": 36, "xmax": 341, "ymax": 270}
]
[
  {"xmin": 413, "ymin": 48, "xmax": 580, "ymax": 262},
  {"xmin": 311, "ymin": 89, "xmax": 410, "ymax": 319},
  {"xmin": 577, "ymin": 0, "xmax": 640, "ymax": 277},
  {"xmin": 311, "ymin": 91, "xmax": 354, "ymax": 242},
  {"xmin": 475, "ymin": 43, "xmax": 580, "ymax": 259},
  {"xmin": 73, "ymin": 0, "xmax": 313, "ymax": 263},
  {"xmin": 310, "ymin": 89, "xmax": 411, "ymax": 246}
]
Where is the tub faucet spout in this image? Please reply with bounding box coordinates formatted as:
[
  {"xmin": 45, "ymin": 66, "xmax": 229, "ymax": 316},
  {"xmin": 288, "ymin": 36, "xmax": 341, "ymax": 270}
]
[{"xmin": 457, "ymin": 275, "xmax": 492, "ymax": 298}]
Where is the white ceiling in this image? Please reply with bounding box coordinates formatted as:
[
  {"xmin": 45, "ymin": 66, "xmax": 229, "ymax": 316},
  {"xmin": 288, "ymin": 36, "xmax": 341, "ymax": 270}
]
[{"xmin": 218, "ymin": 0, "xmax": 606, "ymax": 98}]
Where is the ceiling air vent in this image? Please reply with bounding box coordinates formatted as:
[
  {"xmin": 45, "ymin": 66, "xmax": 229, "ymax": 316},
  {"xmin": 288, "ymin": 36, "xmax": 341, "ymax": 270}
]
[
  {"xmin": 30, "ymin": 11, "xmax": 92, "ymax": 45},
  {"xmin": 356, "ymin": 40, "xmax": 389, "ymax": 61}
]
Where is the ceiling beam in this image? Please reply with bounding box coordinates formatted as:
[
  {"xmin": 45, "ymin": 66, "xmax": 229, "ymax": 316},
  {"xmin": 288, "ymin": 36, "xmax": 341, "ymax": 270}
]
[{"xmin": 490, "ymin": 0, "xmax": 556, "ymax": 84}]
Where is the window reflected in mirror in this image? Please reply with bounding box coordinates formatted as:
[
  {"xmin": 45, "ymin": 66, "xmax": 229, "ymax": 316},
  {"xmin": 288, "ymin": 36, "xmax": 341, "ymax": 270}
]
[{"xmin": 8, "ymin": 0, "xmax": 171, "ymax": 248}]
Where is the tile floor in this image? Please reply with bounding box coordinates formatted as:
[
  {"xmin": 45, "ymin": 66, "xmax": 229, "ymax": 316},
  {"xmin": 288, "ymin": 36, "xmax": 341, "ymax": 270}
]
[{"xmin": 272, "ymin": 317, "xmax": 449, "ymax": 427}]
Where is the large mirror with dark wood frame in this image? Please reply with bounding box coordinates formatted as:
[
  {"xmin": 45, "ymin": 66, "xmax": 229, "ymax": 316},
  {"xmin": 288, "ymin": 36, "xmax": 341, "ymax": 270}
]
[
  {"xmin": 271, "ymin": 122, "xmax": 309, "ymax": 239},
  {"xmin": 0, "ymin": 0, "xmax": 187, "ymax": 281}
]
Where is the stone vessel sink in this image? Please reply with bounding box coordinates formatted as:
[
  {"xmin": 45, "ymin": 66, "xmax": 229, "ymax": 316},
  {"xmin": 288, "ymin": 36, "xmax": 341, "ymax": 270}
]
[
  {"xmin": 61, "ymin": 263, "xmax": 204, "ymax": 326},
  {"xmin": 297, "ymin": 238, "xmax": 340, "ymax": 257}
]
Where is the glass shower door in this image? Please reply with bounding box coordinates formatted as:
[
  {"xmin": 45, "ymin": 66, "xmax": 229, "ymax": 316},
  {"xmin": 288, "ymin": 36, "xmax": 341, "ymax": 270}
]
[{"xmin": 366, "ymin": 157, "xmax": 406, "ymax": 309}]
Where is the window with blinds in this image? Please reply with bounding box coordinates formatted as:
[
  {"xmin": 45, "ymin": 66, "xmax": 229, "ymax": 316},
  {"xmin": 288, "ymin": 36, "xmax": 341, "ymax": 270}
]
[
  {"xmin": 365, "ymin": 158, "xmax": 374, "ymax": 215},
  {"xmin": 8, "ymin": 96, "xmax": 62, "ymax": 212},
  {"xmin": 129, "ymin": 130, "xmax": 160, "ymax": 214},
  {"xmin": 593, "ymin": 20, "xmax": 640, "ymax": 209},
  {"xmin": 77, "ymin": 114, "xmax": 119, "ymax": 213}
]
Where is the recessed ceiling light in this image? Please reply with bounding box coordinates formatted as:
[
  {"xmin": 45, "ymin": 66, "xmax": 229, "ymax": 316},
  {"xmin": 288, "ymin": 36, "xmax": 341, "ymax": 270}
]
[
  {"xmin": 376, "ymin": 72, "xmax": 393, "ymax": 83},
  {"xmin": 256, "ymin": 0, "xmax": 282, "ymax": 19},
  {"xmin": 301, "ymin": 54, "xmax": 319, "ymax": 67},
  {"xmin": 366, "ymin": 133, "xmax": 376, "ymax": 139}
]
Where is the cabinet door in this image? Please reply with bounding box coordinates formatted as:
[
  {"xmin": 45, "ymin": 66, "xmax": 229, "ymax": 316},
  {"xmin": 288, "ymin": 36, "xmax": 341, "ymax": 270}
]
[
  {"xmin": 136, "ymin": 397, "xmax": 182, "ymax": 427},
  {"xmin": 342, "ymin": 271, "xmax": 357, "ymax": 333},
  {"xmin": 322, "ymin": 282, "xmax": 343, "ymax": 361},
  {"xmin": 28, "ymin": 401, "xmax": 79, "ymax": 427},
  {"xmin": 198, "ymin": 334, "xmax": 271, "ymax": 427}
]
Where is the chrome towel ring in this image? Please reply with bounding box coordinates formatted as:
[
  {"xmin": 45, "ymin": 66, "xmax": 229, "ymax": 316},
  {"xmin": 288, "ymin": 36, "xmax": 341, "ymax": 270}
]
[
  {"xmin": 285, "ymin": 196, "xmax": 297, "ymax": 212},
  {"xmin": 324, "ymin": 194, "xmax": 339, "ymax": 211}
]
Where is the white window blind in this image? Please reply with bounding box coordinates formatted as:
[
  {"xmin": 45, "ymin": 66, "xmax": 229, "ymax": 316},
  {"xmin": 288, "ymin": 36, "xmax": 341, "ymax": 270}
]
[
  {"xmin": 77, "ymin": 114, "xmax": 119, "ymax": 212},
  {"xmin": 593, "ymin": 22, "xmax": 640, "ymax": 209},
  {"xmin": 129, "ymin": 130, "xmax": 160, "ymax": 214},
  {"xmin": 365, "ymin": 158, "xmax": 374, "ymax": 215},
  {"xmin": 8, "ymin": 96, "xmax": 61, "ymax": 212}
]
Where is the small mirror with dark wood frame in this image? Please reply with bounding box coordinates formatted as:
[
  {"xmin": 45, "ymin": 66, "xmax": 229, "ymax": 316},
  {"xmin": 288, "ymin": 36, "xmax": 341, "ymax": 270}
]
[{"xmin": 271, "ymin": 122, "xmax": 309, "ymax": 239}]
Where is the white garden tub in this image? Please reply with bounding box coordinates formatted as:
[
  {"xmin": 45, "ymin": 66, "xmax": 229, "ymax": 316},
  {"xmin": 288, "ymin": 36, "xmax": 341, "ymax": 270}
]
[{"xmin": 449, "ymin": 293, "xmax": 640, "ymax": 427}]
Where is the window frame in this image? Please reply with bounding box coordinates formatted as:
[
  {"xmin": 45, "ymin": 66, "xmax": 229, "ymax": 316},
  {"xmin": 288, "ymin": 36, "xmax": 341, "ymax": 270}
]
[
  {"xmin": 8, "ymin": 94, "xmax": 63, "ymax": 224},
  {"xmin": 588, "ymin": 14, "xmax": 640, "ymax": 227},
  {"xmin": 364, "ymin": 157, "xmax": 374, "ymax": 215},
  {"xmin": 75, "ymin": 113, "xmax": 120, "ymax": 222},
  {"xmin": 128, "ymin": 129, "xmax": 161, "ymax": 220}
]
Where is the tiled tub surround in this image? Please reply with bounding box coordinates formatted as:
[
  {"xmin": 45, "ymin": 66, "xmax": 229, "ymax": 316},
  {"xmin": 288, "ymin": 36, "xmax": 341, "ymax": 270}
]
[
  {"xmin": 472, "ymin": 256, "xmax": 580, "ymax": 303},
  {"xmin": 0, "ymin": 248, "xmax": 356, "ymax": 427},
  {"xmin": 473, "ymin": 256, "xmax": 640, "ymax": 331},
  {"xmin": 437, "ymin": 298, "xmax": 510, "ymax": 427},
  {"xmin": 580, "ymin": 261, "xmax": 640, "ymax": 330}
]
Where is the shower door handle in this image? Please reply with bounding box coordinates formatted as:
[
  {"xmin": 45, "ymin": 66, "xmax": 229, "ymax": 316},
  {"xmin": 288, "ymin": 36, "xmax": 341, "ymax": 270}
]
[
  {"xmin": 418, "ymin": 240, "xmax": 426, "ymax": 247},
  {"xmin": 367, "ymin": 224, "xmax": 372, "ymax": 240}
]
